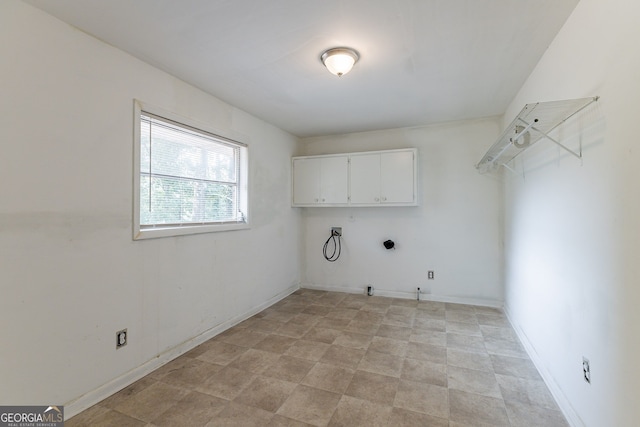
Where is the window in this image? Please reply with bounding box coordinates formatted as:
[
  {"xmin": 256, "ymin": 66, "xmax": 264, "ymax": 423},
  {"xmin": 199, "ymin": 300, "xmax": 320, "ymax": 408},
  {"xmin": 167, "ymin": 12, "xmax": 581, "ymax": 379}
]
[{"xmin": 134, "ymin": 101, "xmax": 248, "ymax": 239}]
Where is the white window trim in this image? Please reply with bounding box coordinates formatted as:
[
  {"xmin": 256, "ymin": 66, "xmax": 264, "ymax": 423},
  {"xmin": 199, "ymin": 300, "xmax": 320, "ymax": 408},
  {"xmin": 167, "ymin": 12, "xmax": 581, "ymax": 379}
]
[{"xmin": 133, "ymin": 100, "xmax": 250, "ymax": 240}]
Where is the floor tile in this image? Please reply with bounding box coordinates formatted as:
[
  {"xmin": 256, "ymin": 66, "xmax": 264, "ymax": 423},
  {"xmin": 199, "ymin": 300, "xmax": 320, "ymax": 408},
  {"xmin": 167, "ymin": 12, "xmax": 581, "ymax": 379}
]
[
  {"xmin": 284, "ymin": 339, "xmax": 331, "ymax": 361},
  {"xmin": 375, "ymin": 324, "xmax": 412, "ymax": 340},
  {"xmin": 64, "ymin": 405, "xmax": 111, "ymax": 427},
  {"xmin": 392, "ymin": 298, "xmax": 419, "ymax": 308},
  {"xmin": 352, "ymin": 310, "xmax": 383, "ymax": 323},
  {"xmin": 151, "ymin": 391, "xmax": 227, "ymax": 426},
  {"xmin": 496, "ymin": 374, "xmax": 560, "ymax": 410},
  {"xmin": 233, "ymin": 375, "xmax": 297, "ymax": 412},
  {"xmin": 446, "ymin": 320, "xmax": 482, "ymax": 336},
  {"xmin": 360, "ymin": 302, "xmax": 390, "ymax": 314},
  {"xmin": 358, "ymin": 349, "xmax": 404, "ymax": 377},
  {"xmin": 447, "ymin": 348, "xmax": 494, "ymax": 371},
  {"xmin": 491, "ymin": 354, "xmax": 541, "ymax": 380},
  {"xmin": 333, "ymin": 331, "xmax": 372, "ymax": 350},
  {"xmin": 303, "ymin": 305, "xmax": 332, "ymax": 316},
  {"xmin": 445, "ymin": 310, "xmax": 478, "ymax": 324},
  {"xmin": 99, "ymin": 377, "xmax": 156, "ymax": 409},
  {"xmin": 401, "ymin": 358, "xmax": 447, "ymax": 386},
  {"xmin": 382, "ymin": 313, "xmax": 414, "ymax": 328},
  {"xmin": 415, "ymin": 306, "xmax": 445, "ymax": 319},
  {"xmin": 326, "ymin": 308, "xmax": 359, "ymax": 321},
  {"xmin": 316, "ymin": 293, "xmax": 347, "ymax": 306},
  {"xmin": 220, "ymin": 329, "xmax": 268, "ymax": 347},
  {"xmin": 276, "ymin": 385, "xmax": 341, "ymax": 426},
  {"xmin": 207, "ymin": 401, "xmax": 273, "ymax": 427},
  {"xmin": 447, "ymin": 365, "xmax": 502, "ymax": 398},
  {"xmin": 302, "ymin": 327, "xmax": 341, "ymax": 344},
  {"xmin": 476, "ymin": 313, "xmax": 511, "ymax": 328},
  {"xmin": 387, "ymin": 407, "xmax": 449, "ymax": 427},
  {"xmin": 226, "ymin": 348, "xmax": 281, "ymax": 374},
  {"xmin": 250, "ymin": 318, "xmax": 286, "ymax": 333},
  {"xmin": 410, "ymin": 330, "xmax": 447, "ymax": 347},
  {"xmin": 447, "ymin": 333, "xmax": 487, "ymax": 353},
  {"xmin": 416, "ymin": 300, "xmax": 445, "ymax": 312},
  {"xmin": 301, "ymin": 362, "xmax": 355, "ymax": 394},
  {"xmin": 413, "ymin": 317, "xmax": 446, "ymax": 332},
  {"xmin": 195, "ymin": 366, "xmax": 255, "ymax": 400},
  {"xmin": 406, "ymin": 342, "xmax": 447, "ymax": 364},
  {"xmin": 327, "ymin": 395, "xmax": 392, "ymax": 427},
  {"xmin": 505, "ymin": 399, "xmax": 570, "ymax": 427},
  {"xmin": 445, "ymin": 303, "xmax": 477, "ymax": 312},
  {"xmin": 253, "ymin": 334, "xmax": 298, "ymax": 354},
  {"xmin": 484, "ymin": 336, "xmax": 528, "ymax": 358},
  {"xmin": 449, "ymin": 389, "xmax": 510, "ymax": 426},
  {"xmin": 337, "ymin": 298, "xmax": 366, "ymax": 310},
  {"xmin": 261, "ymin": 356, "xmax": 315, "ymax": 383},
  {"xmin": 394, "ymin": 379, "xmax": 449, "ymax": 419},
  {"xmin": 67, "ymin": 407, "xmax": 146, "ymax": 427},
  {"xmin": 160, "ymin": 358, "xmax": 222, "ymax": 388},
  {"xmin": 343, "ymin": 319, "xmax": 380, "ymax": 335},
  {"xmin": 481, "ymin": 324, "xmax": 519, "ymax": 341},
  {"xmin": 263, "ymin": 309, "xmax": 297, "ymax": 323},
  {"xmin": 196, "ymin": 341, "xmax": 248, "ymax": 365},
  {"xmin": 344, "ymin": 370, "xmax": 399, "ymax": 405},
  {"xmin": 113, "ymin": 381, "xmax": 190, "ymax": 422},
  {"xmin": 267, "ymin": 414, "xmax": 315, "ymax": 427},
  {"xmin": 368, "ymin": 336, "xmax": 407, "ymax": 356},
  {"xmin": 474, "ymin": 306, "xmax": 504, "ymax": 316},
  {"xmin": 315, "ymin": 317, "xmax": 351, "ymax": 331},
  {"xmin": 320, "ymin": 345, "xmax": 366, "ymax": 369},
  {"xmin": 274, "ymin": 321, "xmax": 314, "ymax": 339}
]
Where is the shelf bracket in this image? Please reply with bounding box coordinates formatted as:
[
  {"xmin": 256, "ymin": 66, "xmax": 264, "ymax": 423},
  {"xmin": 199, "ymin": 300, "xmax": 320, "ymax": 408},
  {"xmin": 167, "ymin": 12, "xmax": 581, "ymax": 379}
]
[
  {"xmin": 530, "ymin": 124, "xmax": 582, "ymax": 160},
  {"xmin": 502, "ymin": 163, "xmax": 518, "ymax": 175}
]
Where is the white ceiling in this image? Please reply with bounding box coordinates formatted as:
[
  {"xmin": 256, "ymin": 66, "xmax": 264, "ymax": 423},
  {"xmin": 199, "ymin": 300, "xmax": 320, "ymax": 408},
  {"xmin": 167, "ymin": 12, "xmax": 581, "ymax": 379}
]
[{"xmin": 24, "ymin": 0, "xmax": 579, "ymax": 138}]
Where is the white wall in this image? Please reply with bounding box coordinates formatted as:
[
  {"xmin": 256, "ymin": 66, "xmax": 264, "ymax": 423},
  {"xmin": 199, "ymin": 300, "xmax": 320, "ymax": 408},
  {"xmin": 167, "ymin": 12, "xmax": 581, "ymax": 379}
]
[
  {"xmin": 502, "ymin": 0, "xmax": 640, "ymax": 425},
  {"xmin": 299, "ymin": 119, "xmax": 503, "ymax": 306},
  {"xmin": 0, "ymin": 1, "xmax": 300, "ymax": 416}
]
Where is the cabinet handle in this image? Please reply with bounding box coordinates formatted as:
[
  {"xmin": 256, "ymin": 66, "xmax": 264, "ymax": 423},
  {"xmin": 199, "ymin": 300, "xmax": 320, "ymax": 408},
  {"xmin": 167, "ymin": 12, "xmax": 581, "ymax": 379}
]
[
  {"xmin": 315, "ymin": 198, "xmax": 319, "ymax": 202},
  {"xmin": 322, "ymin": 198, "xmax": 325, "ymax": 202},
  {"xmin": 382, "ymin": 196, "xmax": 387, "ymax": 201},
  {"xmin": 374, "ymin": 197, "xmax": 380, "ymax": 202}
]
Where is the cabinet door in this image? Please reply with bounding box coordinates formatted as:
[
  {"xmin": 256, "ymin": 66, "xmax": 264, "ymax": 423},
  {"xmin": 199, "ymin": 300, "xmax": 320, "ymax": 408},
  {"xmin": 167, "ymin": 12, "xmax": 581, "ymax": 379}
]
[
  {"xmin": 292, "ymin": 157, "xmax": 320, "ymax": 205},
  {"xmin": 381, "ymin": 150, "xmax": 415, "ymax": 203},
  {"xmin": 320, "ymin": 156, "xmax": 349, "ymax": 204},
  {"xmin": 349, "ymin": 153, "xmax": 381, "ymax": 204}
]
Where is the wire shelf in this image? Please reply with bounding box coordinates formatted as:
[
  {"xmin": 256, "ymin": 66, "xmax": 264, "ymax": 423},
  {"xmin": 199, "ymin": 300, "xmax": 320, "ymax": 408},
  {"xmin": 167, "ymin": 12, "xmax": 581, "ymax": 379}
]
[{"xmin": 476, "ymin": 96, "xmax": 599, "ymax": 173}]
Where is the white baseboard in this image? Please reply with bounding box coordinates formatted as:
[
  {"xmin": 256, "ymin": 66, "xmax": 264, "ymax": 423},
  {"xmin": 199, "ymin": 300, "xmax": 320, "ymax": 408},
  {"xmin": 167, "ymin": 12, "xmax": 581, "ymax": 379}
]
[
  {"xmin": 301, "ymin": 283, "xmax": 503, "ymax": 308},
  {"xmin": 503, "ymin": 304, "xmax": 584, "ymax": 427},
  {"xmin": 64, "ymin": 283, "xmax": 299, "ymax": 420}
]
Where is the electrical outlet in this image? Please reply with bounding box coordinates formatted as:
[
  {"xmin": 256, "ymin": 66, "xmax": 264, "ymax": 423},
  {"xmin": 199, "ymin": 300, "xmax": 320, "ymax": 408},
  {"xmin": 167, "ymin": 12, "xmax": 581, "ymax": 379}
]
[
  {"xmin": 116, "ymin": 329, "xmax": 127, "ymax": 349},
  {"xmin": 583, "ymin": 357, "xmax": 591, "ymax": 384},
  {"xmin": 331, "ymin": 227, "xmax": 342, "ymax": 237},
  {"xmin": 428, "ymin": 271, "xmax": 435, "ymax": 280}
]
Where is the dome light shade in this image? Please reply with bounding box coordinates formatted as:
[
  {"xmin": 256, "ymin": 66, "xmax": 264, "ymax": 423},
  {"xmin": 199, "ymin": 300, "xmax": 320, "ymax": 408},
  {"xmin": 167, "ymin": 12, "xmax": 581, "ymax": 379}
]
[{"xmin": 321, "ymin": 47, "xmax": 359, "ymax": 77}]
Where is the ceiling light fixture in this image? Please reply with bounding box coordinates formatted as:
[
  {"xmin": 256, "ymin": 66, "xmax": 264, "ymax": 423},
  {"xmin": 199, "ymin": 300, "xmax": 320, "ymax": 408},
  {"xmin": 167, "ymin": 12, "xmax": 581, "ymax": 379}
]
[{"xmin": 320, "ymin": 47, "xmax": 359, "ymax": 77}]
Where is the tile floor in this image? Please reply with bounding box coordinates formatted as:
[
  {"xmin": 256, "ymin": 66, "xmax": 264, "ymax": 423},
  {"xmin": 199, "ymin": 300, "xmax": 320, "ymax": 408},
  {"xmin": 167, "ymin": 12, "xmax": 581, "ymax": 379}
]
[{"xmin": 67, "ymin": 290, "xmax": 569, "ymax": 426}]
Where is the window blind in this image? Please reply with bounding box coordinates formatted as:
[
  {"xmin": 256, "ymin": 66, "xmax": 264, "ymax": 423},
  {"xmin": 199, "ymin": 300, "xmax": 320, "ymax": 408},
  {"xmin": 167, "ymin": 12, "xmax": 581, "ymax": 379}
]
[{"xmin": 140, "ymin": 112, "xmax": 244, "ymax": 227}]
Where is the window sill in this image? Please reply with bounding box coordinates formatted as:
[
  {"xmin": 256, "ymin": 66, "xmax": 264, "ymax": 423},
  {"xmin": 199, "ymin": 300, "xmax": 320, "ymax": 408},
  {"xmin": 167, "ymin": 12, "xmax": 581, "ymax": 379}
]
[{"xmin": 133, "ymin": 222, "xmax": 250, "ymax": 240}]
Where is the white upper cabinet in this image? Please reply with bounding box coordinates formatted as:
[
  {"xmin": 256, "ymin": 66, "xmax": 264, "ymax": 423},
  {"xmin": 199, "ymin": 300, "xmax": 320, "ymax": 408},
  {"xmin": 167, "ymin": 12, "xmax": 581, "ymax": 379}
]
[
  {"xmin": 350, "ymin": 149, "xmax": 417, "ymax": 206},
  {"xmin": 292, "ymin": 148, "xmax": 417, "ymax": 207},
  {"xmin": 349, "ymin": 153, "xmax": 381, "ymax": 204},
  {"xmin": 380, "ymin": 150, "xmax": 416, "ymax": 204},
  {"xmin": 292, "ymin": 155, "xmax": 349, "ymax": 206}
]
